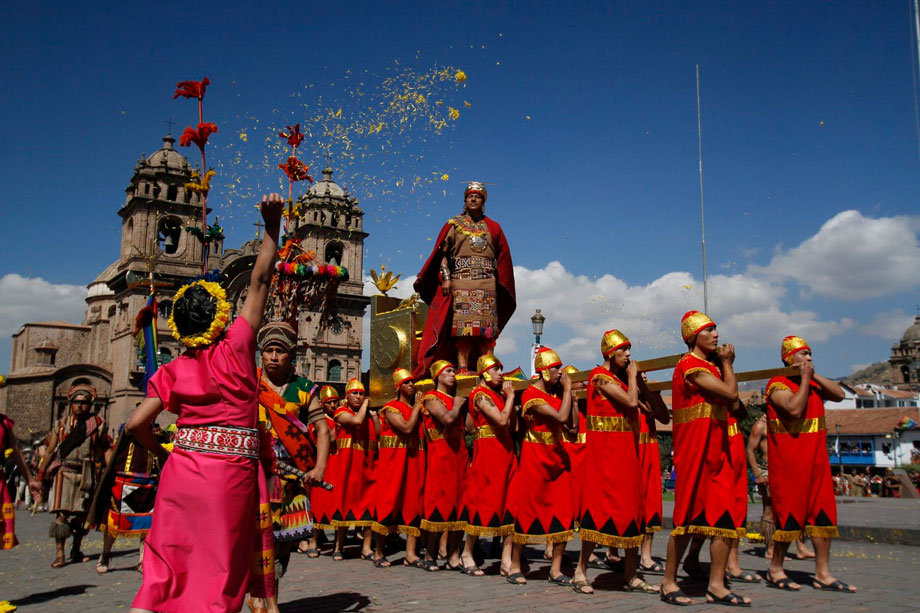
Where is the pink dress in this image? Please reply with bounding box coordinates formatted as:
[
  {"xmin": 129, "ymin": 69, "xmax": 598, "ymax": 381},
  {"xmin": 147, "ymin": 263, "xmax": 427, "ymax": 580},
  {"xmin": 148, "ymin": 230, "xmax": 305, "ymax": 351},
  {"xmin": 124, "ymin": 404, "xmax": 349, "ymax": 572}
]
[{"xmin": 133, "ymin": 318, "xmax": 262, "ymax": 612}]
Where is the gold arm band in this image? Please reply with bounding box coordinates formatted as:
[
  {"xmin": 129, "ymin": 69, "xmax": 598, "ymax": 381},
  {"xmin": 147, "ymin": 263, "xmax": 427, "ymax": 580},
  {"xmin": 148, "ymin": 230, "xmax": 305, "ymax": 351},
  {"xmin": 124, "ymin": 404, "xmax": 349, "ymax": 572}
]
[{"xmin": 638, "ymin": 431, "xmax": 658, "ymax": 444}]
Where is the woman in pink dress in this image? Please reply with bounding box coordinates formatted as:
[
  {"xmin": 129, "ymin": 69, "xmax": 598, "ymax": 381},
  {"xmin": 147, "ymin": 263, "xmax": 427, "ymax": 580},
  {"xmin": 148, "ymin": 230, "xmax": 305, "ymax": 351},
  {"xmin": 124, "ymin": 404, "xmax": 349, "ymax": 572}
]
[{"xmin": 127, "ymin": 195, "xmax": 282, "ymax": 613}]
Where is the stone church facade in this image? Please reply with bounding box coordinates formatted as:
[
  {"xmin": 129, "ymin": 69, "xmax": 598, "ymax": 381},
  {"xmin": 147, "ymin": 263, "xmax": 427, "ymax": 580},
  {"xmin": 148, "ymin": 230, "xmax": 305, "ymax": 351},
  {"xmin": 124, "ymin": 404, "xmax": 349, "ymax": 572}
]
[{"xmin": 1, "ymin": 134, "xmax": 368, "ymax": 440}]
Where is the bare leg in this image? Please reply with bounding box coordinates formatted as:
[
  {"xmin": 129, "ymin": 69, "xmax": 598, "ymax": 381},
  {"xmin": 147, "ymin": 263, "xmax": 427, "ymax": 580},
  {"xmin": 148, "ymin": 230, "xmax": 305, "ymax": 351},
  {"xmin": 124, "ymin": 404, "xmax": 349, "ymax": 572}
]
[
  {"xmin": 549, "ymin": 542, "xmax": 568, "ymax": 580},
  {"xmin": 500, "ymin": 535, "xmax": 513, "ymax": 575},
  {"xmin": 334, "ymin": 527, "xmax": 346, "ymax": 557},
  {"xmin": 456, "ymin": 338, "xmax": 473, "ymax": 372},
  {"xmin": 795, "ymin": 534, "xmax": 815, "ymax": 559},
  {"xmin": 439, "ymin": 530, "xmax": 448, "ymax": 559},
  {"xmin": 767, "ymin": 539, "xmax": 799, "ymax": 588},
  {"xmin": 446, "ymin": 530, "xmax": 463, "ymax": 567},
  {"xmin": 573, "ymin": 540, "xmax": 595, "ymax": 593},
  {"xmin": 682, "ymin": 535, "xmax": 705, "ymax": 576},
  {"xmin": 543, "ymin": 540, "xmax": 553, "ymax": 560},
  {"xmin": 460, "ymin": 534, "xmax": 483, "ymax": 573},
  {"xmin": 424, "ymin": 531, "xmax": 441, "ymax": 567},
  {"xmin": 405, "ymin": 533, "xmax": 420, "ymax": 565},
  {"xmin": 640, "ymin": 533, "xmax": 656, "ymax": 568},
  {"xmin": 507, "ymin": 543, "xmax": 527, "ymax": 583},
  {"xmin": 361, "ymin": 527, "xmax": 373, "ymax": 557},
  {"xmin": 97, "ymin": 532, "xmax": 116, "ymax": 572},
  {"xmin": 662, "ymin": 533, "xmax": 693, "ymax": 604},
  {"xmin": 373, "ymin": 533, "xmax": 391, "ymax": 567},
  {"xmin": 707, "ymin": 537, "xmax": 750, "ymax": 604},
  {"xmin": 813, "ymin": 537, "xmax": 856, "ymax": 590},
  {"xmin": 726, "ymin": 537, "xmax": 741, "ymax": 575}
]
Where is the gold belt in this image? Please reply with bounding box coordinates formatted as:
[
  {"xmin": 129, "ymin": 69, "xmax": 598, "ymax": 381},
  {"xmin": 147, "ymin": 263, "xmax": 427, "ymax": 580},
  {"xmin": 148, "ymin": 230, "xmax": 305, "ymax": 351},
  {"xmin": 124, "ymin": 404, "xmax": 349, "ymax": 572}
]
[
  {"xmin": 378, "ymin": 435, "xmax": 420, "ymax": 449},
  {"xmin": 524, "ymin": 430, "xmax": 559, "ymax": 445},
  {"xmin": 585, "ymin": 415, "xmax": 634, "ymax": 433},
  {"xmin": 562, "ymin": 431, "xmax": 586, "ymax": 444},
  {"xmin": 638, "ymin": 432, "xmax": 658, "ymax": 444},
  {"xmin": 427, "ymin": 427, "xmax": 444, "ymax": 441},
  {"xmin": 475, "ymin": 425, "xmax": 496, "ymax": 440},
  {"xmin": 673, "ymin": 402, "xmax": 729, "ymax": 425},
  {"xmin": 768, "ymin": 416, "xmax": 826, "ymax": 435},
  {"xmin": 336, "ymin": 438, "xmax": 374, "ymax": 451}
]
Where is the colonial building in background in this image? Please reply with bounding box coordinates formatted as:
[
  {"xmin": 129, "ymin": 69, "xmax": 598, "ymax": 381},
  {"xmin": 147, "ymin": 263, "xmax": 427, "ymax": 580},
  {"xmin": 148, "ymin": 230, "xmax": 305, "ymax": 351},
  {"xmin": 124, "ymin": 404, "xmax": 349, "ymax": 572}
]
[
  {"xmin": 0, "ymin": 135, "xmax": 367, "ymax": 440},
  {"xmin": 890, "ymin": 314, "xmax": 920, "ymax": 388}
]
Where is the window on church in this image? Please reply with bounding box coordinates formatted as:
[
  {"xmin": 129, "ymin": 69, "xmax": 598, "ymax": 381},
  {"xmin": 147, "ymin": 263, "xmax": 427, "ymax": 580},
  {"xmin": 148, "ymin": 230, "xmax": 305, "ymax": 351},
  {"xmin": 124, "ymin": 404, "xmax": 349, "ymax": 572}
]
[
  {"xmin": 325, "ymin": 242, "xmax": 344, "ymax": 267},
  {"xmin": 167, "ymin": 184, "xmax": 178, "ymax": 202},
  {"xmin": 157, "ymin": 217, "xmax": 182, "ymax": 255},
  {"xmin": 158, "ymin": 347, "xmax": 172, "ymax": 365},
  {"xmin": 158, "ymin": 300, "xmax": 172, "ymax": 319},
  {"xmin": 331, "ymin": 213, "xmax": 340, "ymax": 227},
  {"xmin": 328, "ymin": 360, "xmax": 342, "ymax": 382},
  {"xmin": 107, "ymin": 305, "xmax": 116, "ymax": 318}
]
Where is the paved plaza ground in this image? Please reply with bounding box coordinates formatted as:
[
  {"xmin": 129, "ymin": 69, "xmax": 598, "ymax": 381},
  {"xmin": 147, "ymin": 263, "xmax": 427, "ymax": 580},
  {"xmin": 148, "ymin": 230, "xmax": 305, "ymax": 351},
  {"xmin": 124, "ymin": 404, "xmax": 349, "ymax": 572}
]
[{"xmin": 1, "ymin": 496, "xmax": 918, "ymax": 612}]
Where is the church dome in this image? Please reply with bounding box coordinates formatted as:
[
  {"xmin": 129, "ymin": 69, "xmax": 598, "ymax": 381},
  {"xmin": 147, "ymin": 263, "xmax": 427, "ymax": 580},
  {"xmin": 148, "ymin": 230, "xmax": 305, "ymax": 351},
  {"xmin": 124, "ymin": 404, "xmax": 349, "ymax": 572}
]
[
  {"xmin": 903, "ymin": 315, "xmax": 920, "ymax": 343},
  {"xmin": 144, "ymin": 134, "xmax": 189, "ymax": 172},
  {"xmin": 307, "ymin": 167, "xmax": 346, "ymax": 198},
  {"xmin": 87, "ymin": 260, "xmax": 118, "ymax": 299}
]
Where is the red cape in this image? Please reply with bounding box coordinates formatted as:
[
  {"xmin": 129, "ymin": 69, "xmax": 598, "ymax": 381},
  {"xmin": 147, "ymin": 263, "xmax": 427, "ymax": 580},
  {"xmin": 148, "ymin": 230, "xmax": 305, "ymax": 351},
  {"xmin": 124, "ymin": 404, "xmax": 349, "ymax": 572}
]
[{"xmin": 413, "ymin": 215, "xmax": 516, "ymax": 377}]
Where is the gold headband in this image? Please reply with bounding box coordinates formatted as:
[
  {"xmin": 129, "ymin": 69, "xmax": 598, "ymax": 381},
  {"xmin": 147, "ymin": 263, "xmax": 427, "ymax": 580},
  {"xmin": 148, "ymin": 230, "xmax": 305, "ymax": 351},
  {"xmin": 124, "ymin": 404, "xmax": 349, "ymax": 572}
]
[
  {"xmin": 476, "ymin": 354, "xmax": 502, "ymax": 375},
  {"xmin": 345, "ymin": 378, "xmax": 365, "ymax": 394},
  {"xmin": 534, "ymin": 347, "xmax": 562, "ymax": 372},
  {"xmin": 781, "ymin": 336, "xmax": 811, "ymax": 364},
  {"xmin": 464, "ymin": 181, "xmax": 487, "ymax": 203},
  {"xmin": 430, "ymin": 359, "xmax": 453, "ymax": 380},
  {"xmin": 319, "ymin": 385, "xmax": 339, "ymax": 402},
  {"xmin": 681, "ymin": 310, "xmax": 715, "ymax": 342},
  {"xmin": 601, "ymin": 329, "xmax": 630, "ymax": 357},
  {"xmin": 392, "ymin": 368, "xmax": 414, "ymax": 391}
]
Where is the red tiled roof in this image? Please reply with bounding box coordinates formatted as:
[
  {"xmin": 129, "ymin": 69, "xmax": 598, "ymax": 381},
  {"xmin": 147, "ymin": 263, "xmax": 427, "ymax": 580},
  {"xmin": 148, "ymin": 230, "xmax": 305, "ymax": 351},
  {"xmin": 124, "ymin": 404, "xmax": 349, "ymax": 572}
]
[{"xmin": 823, "ymin": 408, "xmax": 920, "ymax": 435}]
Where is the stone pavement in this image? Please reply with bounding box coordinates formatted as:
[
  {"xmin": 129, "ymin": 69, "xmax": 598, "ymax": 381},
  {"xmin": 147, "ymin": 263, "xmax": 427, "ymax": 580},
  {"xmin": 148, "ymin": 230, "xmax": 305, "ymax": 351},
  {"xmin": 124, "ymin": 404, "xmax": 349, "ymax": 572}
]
[
  {"xmin": 666, "ymin": 495, "xmax": 920, "ymax": 546},
  {"xmin": 1, "ymin": 507, "xmax": 919, "ymax": 612}
]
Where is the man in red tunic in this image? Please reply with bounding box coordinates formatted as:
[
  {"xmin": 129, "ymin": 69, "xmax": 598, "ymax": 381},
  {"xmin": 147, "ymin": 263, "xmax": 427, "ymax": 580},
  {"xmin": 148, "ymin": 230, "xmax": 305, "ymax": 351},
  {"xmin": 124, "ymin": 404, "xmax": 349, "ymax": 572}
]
[
  {"xmin": 459, "ymin": 353, "xmax": 517, "ymax": 576},
  {"xmin": 505, "ymin": 347, "xmax": 574, "ymax": 586},
  {"xmin": 413, "ymin": 182, "xmax": 516, "ymax": 375},
  {"xmin": 572, "ymin": 330, "xmax": 658, "ymax": 596},
  {"xmin": 763, "ymin": 336, "xmax": 856, "ymax": 593},
  {"xmin": 661, "ymin": 311, "xmax": 750, "ymax": 607},
  {"xmin": 371, "ymin": 368, "xmax": 424, "ymax": 568},
  {"xmin": 420, "ymin": 360, "xmax": 469, "ymax": 570}
]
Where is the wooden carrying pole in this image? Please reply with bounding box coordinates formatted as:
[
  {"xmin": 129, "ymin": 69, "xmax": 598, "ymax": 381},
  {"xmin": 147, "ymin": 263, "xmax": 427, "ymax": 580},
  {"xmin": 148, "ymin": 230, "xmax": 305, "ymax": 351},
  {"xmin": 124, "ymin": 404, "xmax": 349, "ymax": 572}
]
[
  {"xmin": 413, "ymin": 353, "xmax": 685, "ymax": 396},
  {"xmin": 414, "ymin": 354, "xmax": 799, "ymax": 399}
]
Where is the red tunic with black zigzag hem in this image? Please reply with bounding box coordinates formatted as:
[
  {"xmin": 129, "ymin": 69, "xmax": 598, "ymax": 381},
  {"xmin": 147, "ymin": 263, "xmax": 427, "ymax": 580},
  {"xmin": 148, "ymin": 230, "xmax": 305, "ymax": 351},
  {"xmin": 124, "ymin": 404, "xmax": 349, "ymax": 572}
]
[
  {"xmin": 563, "ymin": 397, "xmax": 587, "ymax": 522},
  {"xmin": 327, "ymin": 406, "xmax": 376, "ymax": 529},
  {"xmin": 507, "ymin": 385, "xmax": 574, "ymax": 544},
  {"xmin": 420, "ymin": 390, "xmax": 468, "ymax": 532},
  {"xmin": 576, "ymin": 367, "xmax": 644, "ymax": 548},
  {"xmin": 308, "ymin": 415, "xmax": 336, "ymax": 529},
  {"xmin": 460, "ymin": 384, "xmax": 516, "ymax": 537},
  {"xmin": 372, "ymin": 400, "xmax": 425, "ymax": 537},
  {"xmin": 670, "ymin": 353, "xmax": 744, "ymax": 539},
  {"xmin": 766, "ymin": 376, "xmax": 838, "ymax": 542},
  {"xmin": 638, "ymin": 410, "xmax": 663, "ymax": 533}
]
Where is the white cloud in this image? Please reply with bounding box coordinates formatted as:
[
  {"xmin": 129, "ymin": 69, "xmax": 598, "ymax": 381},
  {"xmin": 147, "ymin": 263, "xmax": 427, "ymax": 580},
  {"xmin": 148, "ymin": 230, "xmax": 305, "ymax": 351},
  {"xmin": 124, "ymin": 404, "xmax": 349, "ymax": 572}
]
[
  {"xmin": 0, "ymin": 274, "xmax": 87, "ymax": 338},
  {"xmin": 760, "ymin": 210, "xmax": 920, "ymax": 300},
  {"xmin": 861, "ymin": 308, "xmax": 915, "ymax": 340},
  {"xmin": 496, "ymin": 262, "xmax": 848, "ymax": 369}
]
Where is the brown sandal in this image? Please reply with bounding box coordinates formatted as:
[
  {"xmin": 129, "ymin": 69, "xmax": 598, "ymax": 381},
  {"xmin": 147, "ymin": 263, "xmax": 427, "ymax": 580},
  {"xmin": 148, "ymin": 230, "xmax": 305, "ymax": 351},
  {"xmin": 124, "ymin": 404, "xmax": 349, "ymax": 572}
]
[{"xmin": 51, "ymin": 554, "xmax": 66, "ymax": 569}]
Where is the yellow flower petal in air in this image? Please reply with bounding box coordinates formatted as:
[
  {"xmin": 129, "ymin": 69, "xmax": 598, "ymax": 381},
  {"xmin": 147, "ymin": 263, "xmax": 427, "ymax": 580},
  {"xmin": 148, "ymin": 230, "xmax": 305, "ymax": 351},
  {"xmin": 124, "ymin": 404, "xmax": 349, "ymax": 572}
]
[
  {"xmin": 455, "ymin": 69, "xmax": 467, "ymax": 83},
  {"xmin": 448, "ymin": 107, "xmax": 460, "ymax": 120}
]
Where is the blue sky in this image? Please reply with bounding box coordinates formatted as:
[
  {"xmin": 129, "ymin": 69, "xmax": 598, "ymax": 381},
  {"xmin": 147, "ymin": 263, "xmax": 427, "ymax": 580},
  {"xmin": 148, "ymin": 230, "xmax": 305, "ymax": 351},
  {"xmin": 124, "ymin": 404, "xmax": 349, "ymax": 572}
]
[{"xmin": 1, "ymin": 1, "xmax": 919, "ymax": 379}]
